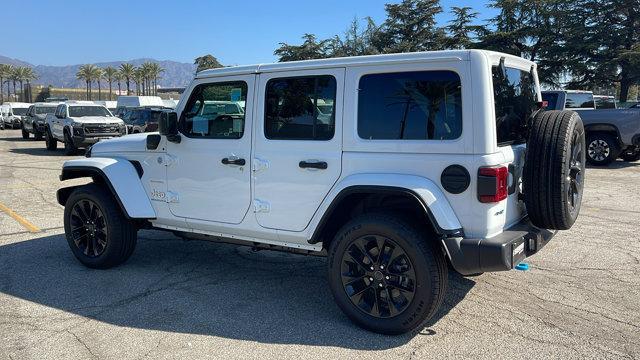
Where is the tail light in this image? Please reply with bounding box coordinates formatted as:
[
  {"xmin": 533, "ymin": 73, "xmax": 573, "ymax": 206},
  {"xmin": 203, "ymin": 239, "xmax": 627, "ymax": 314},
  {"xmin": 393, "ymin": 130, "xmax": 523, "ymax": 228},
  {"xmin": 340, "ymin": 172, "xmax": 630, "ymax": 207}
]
[{"xmin": 477, "ymin": 166, "xmax": 508, "ymax": 203}]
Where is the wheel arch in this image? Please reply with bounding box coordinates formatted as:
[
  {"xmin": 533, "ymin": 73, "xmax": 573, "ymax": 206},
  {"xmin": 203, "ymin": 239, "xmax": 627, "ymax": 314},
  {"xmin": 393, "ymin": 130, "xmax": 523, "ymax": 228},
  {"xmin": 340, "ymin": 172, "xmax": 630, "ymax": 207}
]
[
  {"xmin": 58, "ymin": 158, "xmax": 156, "ymax": 220},
  {"xmin": 308, "ymin": 174, "xmax": 464, "ymax": 247},
  {"xmin": 584, "ymin": 124, "xmax": 622, "ymax": 144}
]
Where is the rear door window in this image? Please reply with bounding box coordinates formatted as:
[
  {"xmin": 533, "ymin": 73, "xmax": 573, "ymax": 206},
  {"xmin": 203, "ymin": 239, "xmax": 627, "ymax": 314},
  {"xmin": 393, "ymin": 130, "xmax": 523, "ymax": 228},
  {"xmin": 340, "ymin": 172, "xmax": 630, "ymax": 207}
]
[
  {"xmin": 492, "ymin": 66, "xmax": 538, "ymax": 146},
  {"xmin": 565, "ymin": 93, "xmax": 594, "ymax": 109}
]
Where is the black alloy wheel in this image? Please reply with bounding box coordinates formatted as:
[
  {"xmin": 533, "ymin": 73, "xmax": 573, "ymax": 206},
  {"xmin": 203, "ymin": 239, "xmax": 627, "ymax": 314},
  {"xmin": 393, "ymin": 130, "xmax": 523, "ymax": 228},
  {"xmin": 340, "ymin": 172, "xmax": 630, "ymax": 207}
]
[
  {"xmin": 340, "ymin": 235, "xmax": 416, "ymax": 318},
  {"xmin": 568, "ymin": 131, "xmax": 585, "ymax": 213},
  {"xmin": 69, "ymin": 199, "xmax": 108, "ymax": 258}
]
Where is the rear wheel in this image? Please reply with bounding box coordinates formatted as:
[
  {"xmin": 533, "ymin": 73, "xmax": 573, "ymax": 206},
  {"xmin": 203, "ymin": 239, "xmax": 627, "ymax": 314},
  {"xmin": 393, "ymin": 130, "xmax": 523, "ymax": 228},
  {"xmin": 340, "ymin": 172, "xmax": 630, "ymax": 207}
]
[
  {"xmin": 64, "ymin": 184, "xmax": 137, "ymax": 269},
  {"xmin": 620, "ymin": 147, "xmax": 640, "ymax": 162},
  {"xmin": 586, "ymin": 133, "xmax": 619, "ymax": 166},
  {"xmin": 523, "ymin": 110, "xmax": 586, "ymax": 230},
  {"xmin": 21, "ymin": 128, "xmax": 29, "ymax": 139},
  {"xmin": 327, "ymin": 213, "xmax": 447, "ymax": 335},
  {"xmin": 45, "ymin": 128, "xmax": 57, "ymax": 150}
]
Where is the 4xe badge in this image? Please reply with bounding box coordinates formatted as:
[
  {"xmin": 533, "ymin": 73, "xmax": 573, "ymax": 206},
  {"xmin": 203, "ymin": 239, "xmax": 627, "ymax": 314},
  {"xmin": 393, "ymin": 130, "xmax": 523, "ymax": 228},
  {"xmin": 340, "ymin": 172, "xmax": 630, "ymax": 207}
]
[{"xmin": 150, "ymin": 189, "xmax": 166, "ymax": 201}]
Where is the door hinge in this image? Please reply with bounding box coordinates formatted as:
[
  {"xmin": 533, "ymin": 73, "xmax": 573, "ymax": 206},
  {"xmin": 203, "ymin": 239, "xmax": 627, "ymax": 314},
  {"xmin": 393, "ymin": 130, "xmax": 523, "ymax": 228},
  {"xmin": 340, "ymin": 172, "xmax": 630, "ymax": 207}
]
[
  {"xmin": 166, "ymin": 191, "xmax": 179, "ymax": 203},
  {"xmin": 252, "ymin": 158, "xmax": 269, "ymax": 172},
  {"xmin": 253, "ymin": 199, "xmax": 270, "ymax": 213},
  {"xmin": 160, "ymin": 154, "xmax": 178, "ymax": 167}
]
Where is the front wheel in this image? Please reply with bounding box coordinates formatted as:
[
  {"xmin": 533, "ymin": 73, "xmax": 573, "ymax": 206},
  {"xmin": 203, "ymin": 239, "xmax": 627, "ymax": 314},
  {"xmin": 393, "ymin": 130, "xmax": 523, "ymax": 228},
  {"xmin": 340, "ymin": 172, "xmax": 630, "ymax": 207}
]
[
  {"xmin": 45, "ymin": 128, "xmax": 57, "ymax": 150},
  {"xmin": 64, "ymin": 184, "xmax": 137, "ymax": 269},
  {"xmin": 327, "ymin": 213, "xmax": 448, "ymax": 335},
  {"xmin": 63, "ymin": 130, "xmax": 78, "ymax": 155}
]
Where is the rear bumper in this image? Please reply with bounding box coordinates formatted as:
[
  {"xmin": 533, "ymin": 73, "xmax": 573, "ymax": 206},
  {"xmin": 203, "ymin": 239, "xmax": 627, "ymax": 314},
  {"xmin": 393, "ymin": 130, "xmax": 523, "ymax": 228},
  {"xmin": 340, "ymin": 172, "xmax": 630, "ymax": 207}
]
[{"xmin": 444, "ymin": 218, "xmax": 557, "ymax": 275}]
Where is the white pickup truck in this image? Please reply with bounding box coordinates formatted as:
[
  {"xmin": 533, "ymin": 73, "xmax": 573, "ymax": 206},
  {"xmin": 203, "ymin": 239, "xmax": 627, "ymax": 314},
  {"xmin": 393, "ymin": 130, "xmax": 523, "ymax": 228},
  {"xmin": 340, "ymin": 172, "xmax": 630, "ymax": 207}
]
[
  {"xmin": 44, "ymin": 102, "xmax": 126, "ymax": 155},
  {"xmin": 542, "ymin": 90, "xmax": 640, "ymax": 164},
  {"xmin": 57, "ymin": 50, "xmax": 585, "ymax": 334}
]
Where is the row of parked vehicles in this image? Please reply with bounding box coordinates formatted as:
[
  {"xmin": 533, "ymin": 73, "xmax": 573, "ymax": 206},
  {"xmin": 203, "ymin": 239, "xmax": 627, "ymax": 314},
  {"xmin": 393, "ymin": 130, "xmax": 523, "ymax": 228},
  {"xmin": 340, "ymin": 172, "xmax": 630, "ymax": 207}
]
[{"xmin": 0, "ymin": 96, "xmax": 179, "ymax": 155}]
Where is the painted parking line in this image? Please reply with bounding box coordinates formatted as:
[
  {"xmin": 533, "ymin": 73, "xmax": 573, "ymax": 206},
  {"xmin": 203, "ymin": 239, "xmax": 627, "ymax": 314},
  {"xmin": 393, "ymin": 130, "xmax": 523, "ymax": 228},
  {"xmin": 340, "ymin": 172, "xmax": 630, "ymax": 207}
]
[{"xmin": 0, "ymin": 202, "xmax": 41, "ymax": 233}]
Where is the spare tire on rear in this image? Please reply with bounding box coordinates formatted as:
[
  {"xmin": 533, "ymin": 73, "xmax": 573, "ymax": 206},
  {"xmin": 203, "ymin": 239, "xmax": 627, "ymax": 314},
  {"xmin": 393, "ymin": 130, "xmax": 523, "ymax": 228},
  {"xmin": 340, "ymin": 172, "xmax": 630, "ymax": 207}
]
[{"xmin": 523, "ymin": 110, "xmax": 586, "ymax": 230}]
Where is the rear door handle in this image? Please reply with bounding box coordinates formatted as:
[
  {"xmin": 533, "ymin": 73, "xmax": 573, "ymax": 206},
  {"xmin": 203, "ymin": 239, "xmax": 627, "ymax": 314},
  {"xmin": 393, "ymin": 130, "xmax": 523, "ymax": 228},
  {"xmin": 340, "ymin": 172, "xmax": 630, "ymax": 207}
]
[
  {"xmin": 222, "ymin": 157, "xmax": 246, "ymax": 166},
  {"xmin": 299, "ymin": 161, "xmax": 327, "ymax": 170}
]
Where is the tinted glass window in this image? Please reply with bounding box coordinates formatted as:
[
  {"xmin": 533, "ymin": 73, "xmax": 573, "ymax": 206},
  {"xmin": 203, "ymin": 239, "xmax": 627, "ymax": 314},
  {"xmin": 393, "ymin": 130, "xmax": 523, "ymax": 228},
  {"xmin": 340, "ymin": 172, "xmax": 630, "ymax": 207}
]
[
  {"xmin": 68, "ymin": 106, "xmax": 111, "ymax": 117},
  {"xmin": 492, "ymin": 66, "xmax": 537, "ymax": 145},
  {"xmin": 265, "ymin": 75, "xmax": 336, "ymax": 140},
  {"xmin": 358, "ymin": 71, "xmax": 462, "ymax": 140},
  {"xmin": 595, "ymin": 97, "xmax": 615, "ymax": 109},
  {"xmin": 35, "ymin": 106, "xmax": 57, "ymax": 115},
  {"xmin": 181, "ymin": 81, "xmax": 247, "ymax": 139},
  {"xmin": 541, "ymin": 92, "xmax": 559, "ymax": 110},
  {"xmin": 565, "ymin": 93, "xmax": 594, "ymax": 109},
  {"xmin": 13, "ymin": 108, "xmax": 28, "ymax": 116}
]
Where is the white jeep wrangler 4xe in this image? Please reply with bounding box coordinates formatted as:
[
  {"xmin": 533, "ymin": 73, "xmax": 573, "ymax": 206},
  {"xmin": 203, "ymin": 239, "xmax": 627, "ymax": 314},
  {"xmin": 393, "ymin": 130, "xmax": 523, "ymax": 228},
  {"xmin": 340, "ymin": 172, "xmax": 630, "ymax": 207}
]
[{"xmin": 57, "ymin": 50, "xmax": 586, "ymax": 335}]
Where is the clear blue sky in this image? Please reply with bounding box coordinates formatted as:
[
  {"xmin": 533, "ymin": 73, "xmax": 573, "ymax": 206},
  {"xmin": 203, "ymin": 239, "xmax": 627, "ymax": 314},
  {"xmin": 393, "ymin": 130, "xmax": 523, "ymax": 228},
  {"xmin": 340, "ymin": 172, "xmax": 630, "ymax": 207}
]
[{"xmin": 3, "ymin": 0, "xmax": 496, "ymax": 66}]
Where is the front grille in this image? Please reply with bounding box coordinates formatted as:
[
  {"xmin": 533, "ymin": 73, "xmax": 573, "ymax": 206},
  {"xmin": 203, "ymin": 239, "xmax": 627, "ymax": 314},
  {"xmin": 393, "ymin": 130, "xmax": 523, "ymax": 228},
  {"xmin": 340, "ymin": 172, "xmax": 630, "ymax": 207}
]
[{"xmin": 84, "ymin": 124, "xmax": 119, "ymax": 134}]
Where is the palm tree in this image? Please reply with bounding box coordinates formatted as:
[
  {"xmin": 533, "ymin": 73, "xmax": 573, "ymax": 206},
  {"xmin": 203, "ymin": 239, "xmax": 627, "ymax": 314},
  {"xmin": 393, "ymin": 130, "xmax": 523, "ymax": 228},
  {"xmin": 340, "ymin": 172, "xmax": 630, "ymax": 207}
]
[
  {"xmin": 90, "ymin": 67, "xmax": 104, "ymax": 101},
  {"xmin": 114, "ymin": 70, "xmax": 123, "ymax": 97},
  {"xmin": 10, "ymin": 67, "xmax": 20, "ymax": 101},
  {"xmin": 141, "ymin": 62, "xmax": 153, "ymax": 95},
  {"xmin": 21, "ymin": 67, "xmax": 37, "ymax": 102},
  {"xmin": 119, "ymin": 63, "xmax": 135, "ymax": 95},
  {"xmin": 102, "ymin": 66, "xmax": 118, "ymax": 100},
  {"xmin": 0, "ymin": 64, "xmax": 13, "ymax": 103},
  {"xmin": 76, "ymin": 64, "xmax": 96, "ymax": 100},
  {"xmin": 133, "ymin": 67, "xmax": 144, "ymax": 95},
  {"xmin": 146, "ymin": 62, "xmax": 164, "ymax": 95}
]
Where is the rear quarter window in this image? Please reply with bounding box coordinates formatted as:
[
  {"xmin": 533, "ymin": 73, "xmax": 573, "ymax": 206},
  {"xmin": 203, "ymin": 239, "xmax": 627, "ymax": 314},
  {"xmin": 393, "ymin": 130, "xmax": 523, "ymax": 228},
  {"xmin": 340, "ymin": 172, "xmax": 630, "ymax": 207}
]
[{"xmin": 357, "ymin": 71, "xmax": 462, "ymax": 140}]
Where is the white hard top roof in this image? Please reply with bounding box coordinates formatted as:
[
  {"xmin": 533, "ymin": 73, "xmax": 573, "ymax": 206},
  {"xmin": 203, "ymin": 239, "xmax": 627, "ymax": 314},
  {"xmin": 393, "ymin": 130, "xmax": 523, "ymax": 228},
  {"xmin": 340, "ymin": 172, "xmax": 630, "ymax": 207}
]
[
  {"xmin": 5, "ymin": 102, "xmax": 31, "ymax": 108},
  {"xmin": 195, "ymin": 50, "xmax": 536, "ymax": 79}
]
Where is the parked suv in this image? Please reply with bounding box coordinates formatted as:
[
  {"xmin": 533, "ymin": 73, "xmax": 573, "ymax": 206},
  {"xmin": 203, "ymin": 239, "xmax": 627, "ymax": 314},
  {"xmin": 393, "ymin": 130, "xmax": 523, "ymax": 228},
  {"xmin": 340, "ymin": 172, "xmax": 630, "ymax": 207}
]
[
  {"xmin": 22, "ymin": 102, "xmax": 59, "ymax": 140},
  {"xmin": 1, "ymin": 102, "xmax": 31, "ymax": 129},
  {"xmin": 542, "ymin": 90, "xmax": 640, "ymax": 164},
  {"xmin": 121, "ymin": 107, "xmax": 170, "ymax": 133},
  {"xmin": 57, "ymin": 51, "xmax": 586, "ymax": 334},
  {"xmin": 45, "ymin": 102, "xmax": 126, "ymax": 155}
]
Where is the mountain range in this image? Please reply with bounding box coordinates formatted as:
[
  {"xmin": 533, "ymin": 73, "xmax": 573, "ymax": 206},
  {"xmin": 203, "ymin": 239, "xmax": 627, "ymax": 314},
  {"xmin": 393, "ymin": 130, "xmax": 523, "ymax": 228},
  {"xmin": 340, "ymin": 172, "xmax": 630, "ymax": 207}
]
[{"xmin": 0, "ymin": 55, "xmax": 196, "ymax": 88}]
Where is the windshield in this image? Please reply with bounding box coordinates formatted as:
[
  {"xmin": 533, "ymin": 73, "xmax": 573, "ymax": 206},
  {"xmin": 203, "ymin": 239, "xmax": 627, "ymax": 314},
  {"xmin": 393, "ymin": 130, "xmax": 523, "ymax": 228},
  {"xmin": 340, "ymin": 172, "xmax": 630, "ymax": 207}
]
[
  {"xmin": 35, "ymin": 106, "xmax": 57, "ymax": 115},
  {"xmin": 12, "ymin": 108, "xmax": 28, "ymax": 116},
  {"xmin": 492, "ymin": 66, "xmax": 538, "ymax": 146},
  {"xmin": 68, "ymin": 106, "xmax": 111, "ymax": 117}
]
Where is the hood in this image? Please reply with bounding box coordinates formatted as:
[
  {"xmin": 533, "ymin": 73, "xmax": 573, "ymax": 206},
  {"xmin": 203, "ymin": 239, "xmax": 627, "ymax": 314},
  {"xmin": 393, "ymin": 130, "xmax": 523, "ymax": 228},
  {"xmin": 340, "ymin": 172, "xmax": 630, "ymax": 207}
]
[
  {"xmin": 91, "ymin": 133, "xmax": 151, "ymax": 154},
  {"xmin": 70, "ymin": 116, "xmax": 124, "ymax": 125}
]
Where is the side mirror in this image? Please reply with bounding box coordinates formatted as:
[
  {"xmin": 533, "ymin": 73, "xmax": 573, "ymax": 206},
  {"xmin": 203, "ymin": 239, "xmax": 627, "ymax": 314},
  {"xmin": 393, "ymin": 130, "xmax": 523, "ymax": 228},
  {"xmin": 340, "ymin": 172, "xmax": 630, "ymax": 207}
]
[{"xmin": 159, "ymin": 111, "xmax": 180, "ymax": 143}]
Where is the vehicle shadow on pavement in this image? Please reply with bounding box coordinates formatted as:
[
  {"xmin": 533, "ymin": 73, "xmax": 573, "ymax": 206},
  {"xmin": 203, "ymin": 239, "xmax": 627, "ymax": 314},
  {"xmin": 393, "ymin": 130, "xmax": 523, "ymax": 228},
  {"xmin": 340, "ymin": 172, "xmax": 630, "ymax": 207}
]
[
  {"xmin": 9, "ymin": 147, "xmax": 65, "ymax": 157},
  {"xmin": 0, "ymin": 230, "xmax": 475, "ymax": 349}
]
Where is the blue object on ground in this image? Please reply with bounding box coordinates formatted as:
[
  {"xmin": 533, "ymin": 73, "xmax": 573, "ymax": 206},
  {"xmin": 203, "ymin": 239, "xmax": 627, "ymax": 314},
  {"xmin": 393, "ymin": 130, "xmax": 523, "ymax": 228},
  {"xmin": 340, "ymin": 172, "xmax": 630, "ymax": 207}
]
[{"xmin": 515, "ymin": 262, "xmax": 530, "ymax": 271}]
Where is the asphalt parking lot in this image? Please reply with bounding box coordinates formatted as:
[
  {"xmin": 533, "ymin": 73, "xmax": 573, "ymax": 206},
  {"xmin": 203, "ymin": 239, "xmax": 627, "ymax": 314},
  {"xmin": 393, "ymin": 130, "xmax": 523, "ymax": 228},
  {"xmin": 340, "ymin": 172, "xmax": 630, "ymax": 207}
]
[{"xmin": 0, "ymin": 129, "xmax": 638, "ymax": 359}]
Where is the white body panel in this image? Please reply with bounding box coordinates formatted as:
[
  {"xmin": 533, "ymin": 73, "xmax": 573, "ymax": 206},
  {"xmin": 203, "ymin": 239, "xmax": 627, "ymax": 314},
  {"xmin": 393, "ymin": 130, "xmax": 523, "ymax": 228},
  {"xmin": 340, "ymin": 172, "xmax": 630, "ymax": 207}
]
[
  {"xmin": 67, "ymin": 50, "xmax": 540, "ymax": 250},
  {"xmin": 62, "ymin": 157, "xmax": 156, "ymax": 219}
]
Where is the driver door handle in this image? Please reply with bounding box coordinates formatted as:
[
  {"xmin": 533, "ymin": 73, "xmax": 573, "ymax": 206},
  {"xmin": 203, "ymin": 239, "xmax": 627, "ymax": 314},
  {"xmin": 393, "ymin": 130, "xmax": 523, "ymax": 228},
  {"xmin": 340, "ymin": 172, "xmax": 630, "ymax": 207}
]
[
  {"xmin": 222, "ymin": 157, "xmax": 246, "ymax": 166},
  {"xmin": 299, "ymin": 161, "xmax": 328, "ymax": 170}
]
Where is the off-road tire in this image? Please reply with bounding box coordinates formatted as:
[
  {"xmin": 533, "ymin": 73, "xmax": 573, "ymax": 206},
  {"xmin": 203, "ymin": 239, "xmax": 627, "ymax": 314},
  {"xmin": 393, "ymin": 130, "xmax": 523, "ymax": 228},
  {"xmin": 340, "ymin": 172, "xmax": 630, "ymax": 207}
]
[
  {"xmin": 21, "ymin": 128, "xmax": 29, "ymax": 139},
  {"xmin": 64, "ymin": 183, "xmax": 137, "ymax": 269},
  {"xmin": 327, "ymin": 213, "xmax": 448, "ymax": 335},
  {"xmin": 523, "ymin": 110, "xmax": 586, "ymax": 230},
  {"xmin": 586, "ymin": 132, "xmax": 619, "ymax": 166},
  {"xmin": 63, "ymin": 129, "xmax": 78, "ymax": 156},
  {"xmin": 45, "ymin": 128, "xmax": 57, "ymax": 150},
  {"xmin": 620, "ymin": 147, "xmax": 640, "ymax": 162}
]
